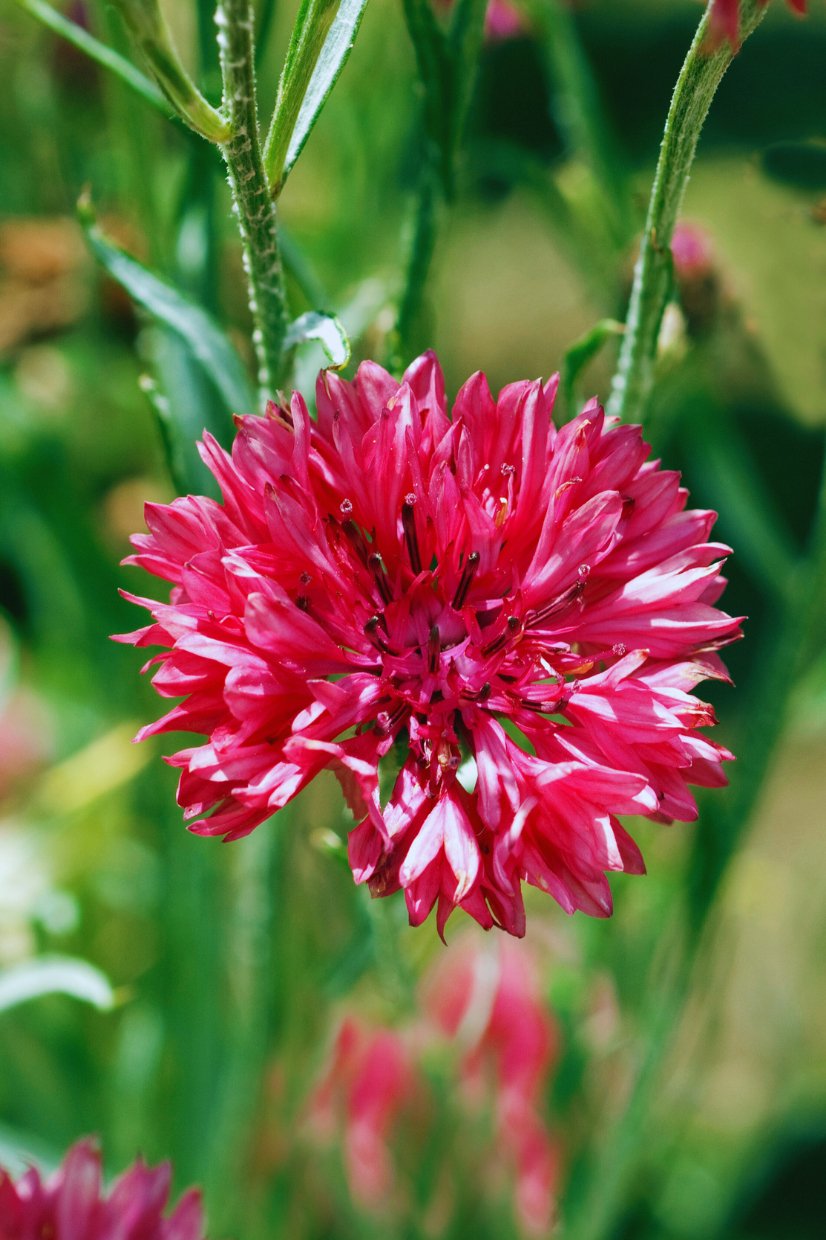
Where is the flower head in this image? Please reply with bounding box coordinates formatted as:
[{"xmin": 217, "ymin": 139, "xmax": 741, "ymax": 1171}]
[
  {"xmin": 0, "ymin": 1139, "xmax": 205, "ymax": 1240},
  {"xmin": 709, "ymin": 0, "xmax": 806, "ymax": 49},
  {"xmin": 121, "ymin": 352, "xmax": 740, "ymax": 937}
]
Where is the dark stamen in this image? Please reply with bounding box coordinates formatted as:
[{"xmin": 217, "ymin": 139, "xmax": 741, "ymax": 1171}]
[
  {"xmin": 401, "ymin": 501, "xmax": 422, "ymax": 574},
  {"xmin": 428, "ymin": 625, "xmax": 441, "ymax": 673},
  {"xmin": 376, "ymin": 702, "xmax": 408, "ymax": 736},
  {"xmin": 518, "ymin": 693, "xmax": 562, "ymax": 713},
  {"xmin": 452, "ymin": 551, "xmax": 480, "ymax": 610},
  {"xmin": 368, "ymin": 552, "xmax": 393, "ymax": 604},
  {"xmin": 481, "ymin": 616, "xmax": 521, "ymax": 657},
  {"xmin": 525, "ymin": 580, "xmax": 585, "ymax": 629},
  {"xmin": 296, "ymin": 595, "xmax": 310, "ymax": 611},
  {"xmin": 342, "ymin": 519, "xmax": 370, "ymax": 566},
  {"xmin": 460, "ymin": 681, "xmax": 492, "ymax": 704},
  {"xmin": 364, "ymin": 614, "xmax": 394, "ymax": 654}
]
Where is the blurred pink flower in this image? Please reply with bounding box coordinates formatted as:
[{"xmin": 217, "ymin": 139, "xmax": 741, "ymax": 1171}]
[
  {"xmin": 308, "ymin": 937, "xmax": 561, "ymax": 1234},
  {"xmin": 0, "ymin": 687, "xmax": 52, "ymax": 801},
  {"xmin": 308, "ymin": 1017, "xmax": 418, "ymax": 1209},
  {"xmin": 121, "ymin": 351, "xmax": 740, "ymax": 937},
  {"xmin": 484, "ymin": 0, "xmax": 526, "ymax": 42},
  {"xmin": 434, "ymin": 0, "xmax": 527, "ymax": 43},
  {"xmin": 670, "ymin": 221, "xmax": 723, "ymax": 334},
  {"xmin": 0, "ymin": 1139, "xmax": 205, "ymax": 1240},
  {"xmin": 671, "ymin": 221, "xmax": 714, "ymax": 281},
  {"xmin": 424, "ymin": 939, "xmax": 561, "ymax": 1235},
  {"xmin": 709, "ymin": 0, "xmax": 806, "ymax": 48}
]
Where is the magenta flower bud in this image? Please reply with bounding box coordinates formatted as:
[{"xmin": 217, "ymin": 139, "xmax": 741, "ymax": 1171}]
[{"xmin": 709, "ymin": 0, "xmax": 807, "ymax": 50}]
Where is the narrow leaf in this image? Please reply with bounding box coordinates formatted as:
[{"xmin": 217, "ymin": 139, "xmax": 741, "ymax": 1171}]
[
  {"xmin": 562, "ymin": 318, "xmax": 624, "ymax": 416},
  {"xmin": 285, "ymin": 310, "xmax": 351, "ymax": 369},
  {"xmin": 15, "ymin": 0, "xmax": 167, "ymax": 114},
  {"xmin": 401, "ymin": 0, "xmax": 453, "ymax": 189},
  {"xmin": 266, "ymin": 0, "xmax": 370, "ymax": 193},
  {"xmin": 683, "ymin": 408, "xmax": 799, "ymax": 603},
  {"xmin": 285, "ymin": 0, "xmax": 370, "ymax": 179},
  {"xmin": 0, "ymin": 957, "xmax": 115, "ymax": 1014},
  {"xmin": 79, "ymin": 199, "xmax": 256, "ymax": 420}
]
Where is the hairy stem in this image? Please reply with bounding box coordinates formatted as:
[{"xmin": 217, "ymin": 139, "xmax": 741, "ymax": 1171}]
[
  {"xmin": 216, "ymin": 0, "xmax": 289, "ymax": 395},
  {"xmin": 607, "ymin": 0, "xmax": 767, "ymax": 422}
]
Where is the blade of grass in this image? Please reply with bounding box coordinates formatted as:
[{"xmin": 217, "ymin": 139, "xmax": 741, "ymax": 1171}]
[{"xmin": 15, "ymin": 0, "xmax": 167, "ymax": 113}]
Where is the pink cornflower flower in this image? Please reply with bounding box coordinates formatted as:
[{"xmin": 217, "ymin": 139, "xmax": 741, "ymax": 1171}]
[
  {"xmin": 671, "ymin": 222, "xmax": 714, "ymax": 281},
  {"xmin": 121, "ymin": 351, "xmax": 740, "ymax": 937},
  {"xmin": 0, "ymin": 1139, "xmax": 205, "ymax": 1240},
  {"xmin": 306, "ymin": 935, "xmax": 561, "ymax": 1233},
  {"xmin": 434, "ymin": 0, "xmax": 527, "ymax": 43},
  {"xmin": 484, "ymin": 0, "xmax": 526, "ymax": 42},
  {"xmin": 424, "ymin": 938, "xmax": 561, "ymax": 1235},
  {"xmin": 308, "ymin": 1018, "xmax": 419, "ymax": 1209},
  {"xmin": 709, "ymin": 0, "xmax": 806, "ymax": 48},
  {"xmin": 670, "ymin": 221, "xmax": 722, "ymax": 333}
]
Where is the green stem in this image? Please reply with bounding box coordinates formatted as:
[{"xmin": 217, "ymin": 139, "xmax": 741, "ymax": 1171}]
[
  {"xmin": 112, "ymin": 0, "xmax": 231, "ymax": 141},
  {"xmin": 206, "ymin": 828, "xmax": 280, "ymax": 1235},
  {"xmin": 216, "ymin": 0, "xmax": 289, "ymax": 393},
  {"xmin": 390, "ymin": 0, "xmax": 487, "ymax": 370},
  {"xmin": 531, "ymin": 0, "xmax": 631, "ymax": 247},
  {"xmin": 607, "ymin": 0, "xmax": 767, "ymax": 422},
  {"xmin": 389, "ymin": 167, "xmax": 440, "ymax": 373}
]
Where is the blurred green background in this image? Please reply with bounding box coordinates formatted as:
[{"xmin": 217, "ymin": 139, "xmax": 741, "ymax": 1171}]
[{"xmin": 1, "ymin": 1, "xmax": 825, "ymax": 1237}]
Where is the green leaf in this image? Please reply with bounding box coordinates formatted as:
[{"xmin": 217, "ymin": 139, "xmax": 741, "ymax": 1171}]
[
  {"xmin": 264, "ymin": 0, "xmax": 370, "ymax": 195},
  {"xmin": 527, "ymin": 0, "xmax": 632, "ymax": 245},
  {"xmin": 79, "ymin": 199, "xmax": 256, "ymax": 421},
  {"xmin": 683, "ymin": 407, "xmax": 798, "ymax": 603},
  {"xmin": 0, "ymin": 957, "xmax": 116, "ymax": 1014},
  {"xmin": 284, "ymin": 0, "xmax": 370, "ymax": 182},
  {"xmin": 401, "ymin": 0, "xmax": 453, "ymax": 190},
  {"xmin": 446, "ymin": 0, "xmax": 488, "ymax": 143},
  {"xmin": 14, "ymin": 0, "xmax": 167, "ymax": 115},
  {"xmin": 285, "ymin": 310, "xmax": 351, "ymax": 370},
  {"xmin": 562, "ymin": 318, "xmax": 624, "ymax": 416}
]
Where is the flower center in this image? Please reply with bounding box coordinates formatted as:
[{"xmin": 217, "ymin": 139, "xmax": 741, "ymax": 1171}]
[{"xmin": 319, "ymin": 502, "xmax": 591, "ymax": 798}]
